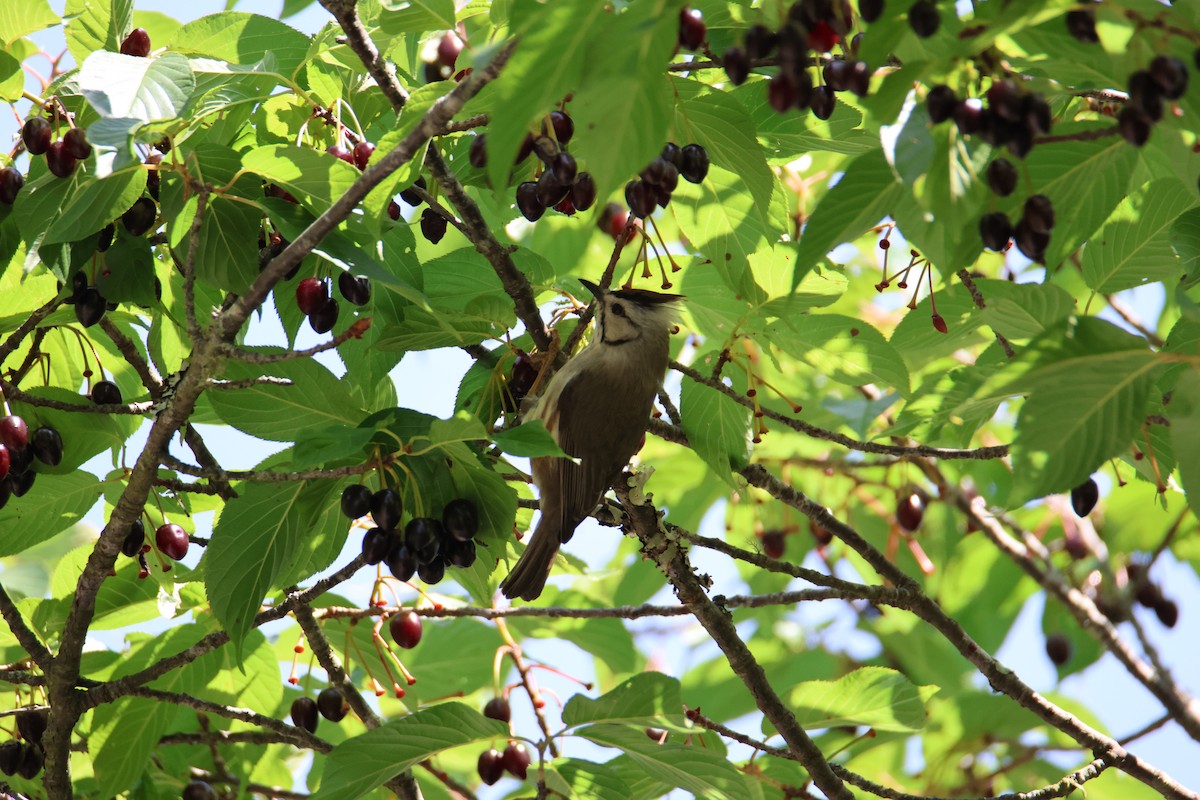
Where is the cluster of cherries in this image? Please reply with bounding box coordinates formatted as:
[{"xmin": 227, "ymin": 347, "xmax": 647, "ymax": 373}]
[
  {"xmin": 624, "ymin": 142, "xmax": 708, "ymax": 219},
  {"xmin": 0, "ymin": 708, "xmax": 47, "ymax": 781},
  {"xmin": 926, "ymin": 77, "xmax": 1053, "ymax": 160},
  {"xmin": 423, "ymin": 30, "xmax": 466, "ymax": 83},
  {"xmin": 20, "ymin": 116, "xmax": 92, "ymax": 179},
  {"xmin": 289, "ymin": 685, "xmax": 351, "ymax": 735},
  {"xmin": 0, "ymin": 415, "xmax": 63, "ymax": 511},
  {"xmin": 117, "ymin": 514, "xmax": 190, "ymax": 577},
  {"xmin": 474, "ymin": 110, "xmax": 596, "ymax": 222},
  {"xmin": 62, "ymin": 271, "xmax": 116, "ymax": 328},
  {"xmin": 342, "ymin": 485, "xmax": 481, "ymax": 585},
  {"xmin": 388, "ymin": 175, "xmax": 449, "ymax": 244},
  {"xmin": 477, "ymin": 697, "xmax": 532, "ymax": 784},
  {"xmin": 295, "ymin": 272, "xmax": 371, "ymax": 335}
]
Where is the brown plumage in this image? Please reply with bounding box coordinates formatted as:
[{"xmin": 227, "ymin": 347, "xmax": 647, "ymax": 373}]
[{"xmin": 499, "ymin": 281, "xmax": 681, "ymax": 601}]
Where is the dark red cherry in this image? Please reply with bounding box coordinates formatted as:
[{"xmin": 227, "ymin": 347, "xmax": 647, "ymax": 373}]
[
  {"xmin": 0, "ymin": 167, "xmax": 23, "ymax": 205},
  {"xmin": 341, "ymin": 484, "xmax": 372, "ymax": 518},
  {"xmin": 387, "ymin": 543, "xmax": 418, "ymax": 581},
  {"xmin": 1065, "ymin": 9, "xmax": 1098, "ymax": 43},
  {"xmin": 926, "ymin": 85, "xmax": 957, "ymax": 124},
  {"xmin": 352, "ymin": 141, "xmax": 375, "ymax": 170},
  {"xmin": 549, "ymin": 110, "xmax": 574, "ymax": 144},
  {"xmin": 317, "ymin": 686, "xmax": 350, "ymax": 722},
  {"xmin": 361, "ymin": 527, "xmax": 392, "ymax": 564},
  {"xmin": 985, "ymin": 158, "xmax": 1018, "ymax": 196},
  {"xmin": 309, "ymin": 297, "xmax": 340, "ymax": 334},
  {"xmin": 327, "ymin": 145, "xmax": 355, "ymax": 166},
  {"xmin": 442, "ymin": 498, "xmax": 479, "ymax": 541},
  {"xmin": 477, "ymin": 748, "xmax": 505, "ymax": 785},
  {"xmin": 182, "ymin": 781, "xmax": 218, "ymax": 800},
  {"xmin": 483, "ymin": 696, "xmax": 511, "ymax": 722},
  {"xmin": 295, "ymin": 277, "xmax": 328, "ymax": 316},
  {"xmin": 75, "ymin": 287, "xmax": 106, "ymax": 327},
  {"xmin": 121, "ymin": 518, "xmax": 146, "ymax": 558},
  {"xmin": 337, "ymin": 272, "xmax": 371, "ymax": 305},
  {"xmin": 46, "ymin": 141, "xmax": 78, "ymax": 178},
  {"xmin": 908, "ymin": 0, "xmax": 940, "ymax": 38},
  {"xmin": 420, "ymin": 208, "xmax": 448, "ymax": 244},
  {"xmin": 502, "ymin": 742, "xmax": 532, "ymax": 780},
  {"xmin": 120, "ymin": 28, "xmax": 151, "ymax": 57},
  {"xmin": 516, "ymin": 182, "xmax": 544, "ymax": 221},
  {"xmin": 290, "ymin": 696, "xmax": 319, "ymax": 734},
  {"xmin": 389, "ymin": 610, "xmax": 423, "ymax": 648},
  {"xmin": 678, "ymin": 7, "xmax": 706, "ymax": 50},
  {"xmin": 155, "ymin": 522, "xmax": 189, "ymax": 560},
  {"xmin": 896, "ymin": 493, "xmax": 924, "ymax": 532},
  {"xmin": 979, "ymin": 212, "xmax": 1013, "ymax": 251},
  {"xmin": 679, "ymin": 144, "xmax": 709, "ymax": 183},
  {"xmin": 1045, "ymin": 632, "xmax": 1071, "ymax": 666},
  {"xmin": 31, "ymin": 426, "xmax": 63, "ymax": 466},
  {"xmin": 1070, "ymin": 478, "xmax": 1099, "ymax": 517},
  {"xmin": 90, "ymin": 380, "xmax": 123, "ymax": 405},
  {"xmin": 21, "ymin": 118, "xmax": 51, "ymax": 155},
  {"xmin": 437, "ymin": 32, "xmax": 463, "ymax": 69},
  {"xmin": 0, "ymin": 416, "xmax": 28, "ymax": 451},
  {"xmin": 570, "ymin": 173, "xmax": 596, "ymax": 212},
  {"xmin": 762, "ymin": 530, "xmax": 785, "ymax": 559},
  {"xmin": 63, "ymin": 128, "xmax": 92, "ymax": 159},
  {"xmin": 371, "ymin": 489, "xmax": 402, "ymax": 531},
  {"xmin": 122, "ymin": 197, "xmax": 157, "ymax": 236}
]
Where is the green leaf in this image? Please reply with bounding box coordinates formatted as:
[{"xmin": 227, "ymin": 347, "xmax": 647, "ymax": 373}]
[
  {"xmin": 42, "ymin": 169, "xmax": 147, "ymax": 245},
  {"xmin": 1002, "ymin": 318, "xmax": 1160, "ymax": 502},
  {"xmin": 313, "ymin": 703, "xmax": 507, "ymax": 800},
  {"xmin": 378, "ymin": 0, "xmax": 456, "ymax": 33},
  {"xmin": 293, "ymin": 424, "xmax": 377, "ymax": 468},
  {"xmin": 243, "ymin": 145, "xmax": 360, "ymax": 213},
  {"xmin": 1081, "ymin": 178, "xmax": 1195, "ymax": 293},
  {"xmin": 1170, "ymin": 206, "xmax": 1200, "ymax": 285},
  {"xmin": 766, "ymin": 314, "xmax": 912, "ymax": 396},
  {"xmin": 570, "ymin": 2, "xmax": 675, "ymax": 203},
  {"xmin": 484, "ymin": 0, "xmax": 607, "ymax": 191},
  {"xmin": 169, "ymin": 12, "xmax": 309, "ymax": 77},
  {"xmin": 209, "ymin": 355, "xmax": 364, "ymax": 441},
  {"xmin": 574, "ymin": 724, "xmax": 750, "ymax": 800},
  {"xmin": 0, "ymin": 472, "xmax": 102, "ymax": 557},
  {"xmin": 0, "ymin": 1, "xmax": 58, "ymax": 44},
  {"xmin": 785, "ymin": 667, "xmax": 930, "ymax": 732},
  {"xmin": 491, "ymin": 420, "xmax": 571, "ymax": 458},
  {"xmin": 205, "ymin": 479, "xmax": 337, "ymax": 658},
  {"xmin": 792, "ymin": 150, "xmax": 906, "ymax": 287},
  {"xmin": 680, "ymin": 351, "xmax": 752, "ymax": 487},
  {"xmin": 65, "ymin": 0, "xmax": 133, "ymax": 65},
  {"xmin": 550, "ymin": 759, "xmax": 635, "ymax": 800},
  {"xmin": 563, "ymin": 672, "xmax": 685, "ymax": 729},
  {"xmin": 1168, "ymin": 368, "xmax": 1200, "ymax": 520},
  {"xmin": 78, "ymin": 51, "xmax": 195, "ymax": 123}
]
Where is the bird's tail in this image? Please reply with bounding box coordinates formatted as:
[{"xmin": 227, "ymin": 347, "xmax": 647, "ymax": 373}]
[{"xmin": 499, "ymin": 516, "xmax": 561, "ymax": 601}]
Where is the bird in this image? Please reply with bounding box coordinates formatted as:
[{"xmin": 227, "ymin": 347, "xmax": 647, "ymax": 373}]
[{"xmin": 499, "ymin": 279, "xmax": 682, "ymax": 601}]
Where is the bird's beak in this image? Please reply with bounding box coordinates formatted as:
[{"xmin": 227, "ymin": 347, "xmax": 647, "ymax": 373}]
[{"xmin": 578, "ymin": 278, "xmax": 602, "ymax": 298}]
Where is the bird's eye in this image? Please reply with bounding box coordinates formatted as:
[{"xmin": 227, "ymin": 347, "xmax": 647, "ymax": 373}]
[{"xmin": 611, "ymin": 303, "xmax": 626, "ymax": 317}]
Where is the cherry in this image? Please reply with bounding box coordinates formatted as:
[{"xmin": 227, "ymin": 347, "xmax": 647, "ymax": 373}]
[
  {"xmin": 389, "ymin": 610, "xmax": 423, "ymax": 649},
  {"xmin": 21, "ymin": 118, "xmax": 52, "ymax": 155},
  {"xmin": 1065, "ymin": 9, "xmax": 1098, "ymax": 43},
  {"xmin": 810, "ymin": 86, "xmax": 836, "ymax": 120},
  {"xmin": 468, "ymin": 134, "xmax": 487, "ymax": 168},
  {"xmin": 549, "ymin": 110, "xmax": 574, "ymax": 144},
  {"xmin": 1023, "ymin": 94, "xmax": 1052, "ymax": 135},
  {"xmin": 953, "ymin": 98, "xmax": 984, "ymax": 134},
  {"xmin": 122, "ymin": 197, "xmax": 157, "ymax": 236},
  {"xmin": 723, "ymin": 46, "xmax": 750, "ymax": 85},
  {"xmin": 516, "ymin": 182, "xmax": 544, "ymax": 221},
  {"xmin": 859, "ymin": 0, "xmax": 885, "ymax": 23},
  {"xmin": 98, "ymin": 223, "xmax": 115, "ymax": 252},
  {"xmin": 1013, "ymin": 218, "xmax": 1049, "ymax": 263},
  {"xmin": 979, "ymin": 212, "xmax": 1013, "ymax": 251},
  {"xmin": 371, "ymin": 488, "xmax": 402, "ymax": 530},
  {"xmin": 597, "ymin": 202, "xmax": 629, "ymax": 241},
  {"xmin": 0, "ymin": 741, "xmax": 19, "ymax": 775},
  {"xmin": 896, "ymin": 493, "xmax": 924, "ymax": 532},
  {"xmin": 535, "ymin": 169, "xmax": 569, "ymax": 208},
  {"xmin": 0, "ymin": 167, "xmax": 23, "ymax": 205},
  {"xmin": 985, "ymin": 158, "xmax": 1017, "ymax": 196},
  {"xmin": 660, "ymin": 142, "xmax": 682, "ymax": 167},
  {"xmin": 361, "ymin": 528, "xmax": 392, "ymax": 565},
  {"xmin": 445, "ymin": 538, "xmax": 476, "ymax": 568},
  {"xmin": 399, "ymin": 176, "xmax": 427, "ymax": 206},
  {"xmin": 678, "ymin": 7, "xmax": 706, "ymax": 51},
  {"xmin": 1135, "ymin": 579, "xmax": 1162, "ymax": 609},
  {"xmin": 477, "ymin": 748, "xmax": 505, "ymax": 785},
  {"xmin": 46, "ymin": 141, "xmax": 78, "ymax": 178},
  {"xmin": 121, "ymin": 518, "xmax": 146, "ymax": 558},
  {"xmin": 442, "ymin": 498, "xmax": 479, "ymax": 541},
  {"xmin": 1150, "ymin": 55, "xmax": 1189, "ymax": 99},
  {"xmin": 925, "ymin": 85, "xmax": 957, "ymax": 123},
  {"xmin": 762, "ymin": 530, "xmax": 785, "ymax": 559},
  {"xmin": 120, "ymin": 28, "xmax": 152, "ymax": 56},
  {"xmin": 554, "ymin": 195, "xmax": 576, "ymax": 216},
  {"xmin": 387, "ymin": 199, "xmax": 402, "ymax": 220},
  {"xmin": 908, "ymin": 0, "xmax": 940, "ymax": 38},
  {"xmin": 77, "ymin": 287, "xmax": 106, "ymax": 326},
  {"xmin": 768, "ymin": 73, "xmax": 800, "ymax": 113},
  {"xmin": 15, "ymin": 708, "xmax": 47, "ymax": 746},
  {"xmin": 156, "ymin": 522, "xmax": 189, "ymax": 560},
  {"xmin": 16, "ymin": 743, "xmax": 42, "ymax": 779},
  {"xmin": 182, "ymin": 780, "xmax": 218, "ymax": 800},
  {"xmin": 1118, "ymin": 106, "xmax": 1153, "ymax": 147},
  {"xmin": 987, "ymin": 80, "xmax": 1022, "ymax": 122},
  {"xmin": 417, "ymin": 556, "xmax": 446, "ymax": 585},
  {"xmin": 405, "ymin": 517, "xmax": 443, "ymax": 563},
  {"xmin": 266, "ymin": 183, "xmax": 299, "ymax": 204},
  {"xmin": 1128, "ymin": 70, "xmax": 1163, "ymax": 121},
  {"xmin": 420, "ymin": 208, "xmax": 448, "ymax": 244},
  {"xmin": 317, "ymin": 686, "xmax": 350, "ymax": 722},
  {"xmin": 807, "ymin": 20, "xmax": 838, "ymax": 53},
  {"xmin": 483, "ymin": 696, "xmax": 511, "ymax": 722},
  {"xmin": 10, "ymin": 470, "xmax": 35, "ymax": 497},
  {"xmin": 0, "ymin": 416, "xmax": 28, "ymax": 451},
  {"xmin": 327, "ymin": 145, "xmax": 355, "ymax": 166},
  {"xmin": 570, "ymin": 172, "xmax": 597, "ymax": 212},
  {"xmin": 625, "ymin": 179, "xmax": 654, "ymax": 219},
  {"xmin": 63, "ymin": 128, "xmax": 92, "ymax": 159},
  {"xmin": 1070, "ymin": 478, "xmax": 1099, "ymax": 517},
  {"xmin": 90, "ymin": 380, "xmax": 123, "ymax": 405},
  {"xmin": 516, "ymin": 134, "xmax": 535, "ymax": 163},
  {"xmin": 551, "ymin": 151, "xmax": 577, "ymax": 184},
  {"xmin": 679, "ymin": 144, "xmax": 709, "ymax": 183},
  {"xmin": 290, "ymin": 696, "xmax": 319, "ymax": 734},
  {"xmin": 337, "ymin": 272, "xmax": 371, "ymax": 306},
  {"xmin": 295, "ymin": 277, "xmax": 328, "ymax": 316},
  {"xmin": 352, "ymin": 141, "xmax": 375, "ymax": 170},
  {"xmin": 1023, "ymin": 194, "xmax": 1055, "ymax": 234},
  {"xmin": 0, "ymin": 446, "xmax": 9, "ymax": 481},
  {"xmin": 308, "ymin": 296, "xmax": 338, "ymax": 333},
  {"xmin": 387, "ymin": 543, "xmax": 418, "ymax": 581},
  {"xmin": 1045, "ymin": 632, "xmax": 1072, "ymax": 666},
  {"xmin": 1154, "ymin": 598, "xmax": 1179, "ymax": 628},
  {"xmin": 502, "ymin": 742, "xmax": 532, "ymax": 779},
  {"xmin": 31, "ymin": 426, "xmax": 63, "ymax": 466},
  {"xmin": 845, "ymin": 60, "xmax": 871, "ymax": 96},
  {"xmin": 437, "ymin": 31, "xmax": 463, "ymax": 69}
]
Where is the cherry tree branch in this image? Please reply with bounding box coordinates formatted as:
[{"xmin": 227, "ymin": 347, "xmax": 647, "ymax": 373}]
[
  {"xmin": 0, "ymin": 584, "xmax": 53, "ymax": 672},
  {"xmin": 956, "ymin": 268, "xmax": 1014, "ymax": 358}
]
